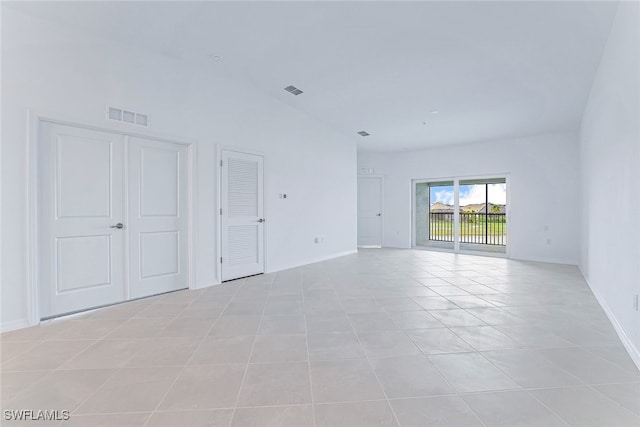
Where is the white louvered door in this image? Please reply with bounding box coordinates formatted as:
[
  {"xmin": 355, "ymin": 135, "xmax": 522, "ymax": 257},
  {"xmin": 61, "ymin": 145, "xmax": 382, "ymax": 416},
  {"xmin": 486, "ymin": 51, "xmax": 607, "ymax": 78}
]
[{"xmin": 221, "ymin": 150, "xmax": 265, "ymax": 281}]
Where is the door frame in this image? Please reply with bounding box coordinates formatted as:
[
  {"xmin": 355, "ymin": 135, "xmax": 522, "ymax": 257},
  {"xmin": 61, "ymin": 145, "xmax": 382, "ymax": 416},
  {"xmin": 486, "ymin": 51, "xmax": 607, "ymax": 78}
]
[
  {"xmin": 27, "ymin": 110, "xmax": 196, "ymax": 326},
  {"xmin": 357, "ymin": 175, "xmax": 384, "ymax": 248},
  {"xmin": 411, "ymin": 173, "xmax": 511, "ymax": 258},
  {"xmin": 215, "ymin": 145, "xmax": 267, "ymax": 284}
]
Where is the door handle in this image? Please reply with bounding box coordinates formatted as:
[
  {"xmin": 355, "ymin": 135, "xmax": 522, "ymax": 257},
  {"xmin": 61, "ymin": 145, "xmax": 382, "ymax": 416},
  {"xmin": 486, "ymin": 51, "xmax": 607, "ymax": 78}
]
[
  {"xmin": 110, "ymin": 223, "xmax": 125, "ymax": 229},
  {"xmin": 257, "ymin": 218, "xmax": 265, "ymax": 223},
  {"xmin": 377, "ymin": 213, "xmax": 381, "ymax": 216}
]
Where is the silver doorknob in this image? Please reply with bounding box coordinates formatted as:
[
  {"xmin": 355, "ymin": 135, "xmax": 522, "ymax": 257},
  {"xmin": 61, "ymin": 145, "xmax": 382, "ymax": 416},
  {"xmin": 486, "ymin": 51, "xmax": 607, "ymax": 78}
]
[
  {"xmin": 257, "ymin": 218, "xmax": 265, "ymax": 223},
  {"xmin": 110, "ymin": 223, "xmax": 124, "ymax": 229},
  {"xmin": 377, "ymin": 213, "xmax": 382, "ymax": 216}
]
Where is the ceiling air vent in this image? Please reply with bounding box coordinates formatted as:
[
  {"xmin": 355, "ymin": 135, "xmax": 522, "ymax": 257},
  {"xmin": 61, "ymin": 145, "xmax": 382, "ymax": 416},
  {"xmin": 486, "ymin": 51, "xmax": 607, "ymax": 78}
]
[
  {"xmin": 107, "ymin": 106, "xmax": 149, "ymax": 127},
  {"xmin": 284, "ymin": 85, "xmax": 304, "ymax": 96},
  {"xmin": 357, "ymin": 131, "xmax": 370, "ymax": 137}
]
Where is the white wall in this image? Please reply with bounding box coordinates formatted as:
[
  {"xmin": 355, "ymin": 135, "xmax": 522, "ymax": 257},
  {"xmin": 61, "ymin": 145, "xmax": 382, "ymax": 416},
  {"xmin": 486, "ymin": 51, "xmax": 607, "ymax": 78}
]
[
  {"xmin": 579, "ymin": 2, "xmax": 640, "ymax": 363},
  {"xmin": 358, "ymin": 131, "xmax": 580, "ymax": 264},
  {"xmin": 0, "ymin": 8, "xmax": 357, "ymax": 331}
]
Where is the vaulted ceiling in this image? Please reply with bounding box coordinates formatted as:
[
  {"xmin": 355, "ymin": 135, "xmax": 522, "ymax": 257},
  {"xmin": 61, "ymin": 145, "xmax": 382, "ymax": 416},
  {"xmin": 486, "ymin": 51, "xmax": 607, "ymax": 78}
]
[{"xmin": 6, "ymin": 1, "xmax": 619, "ymax": 151}]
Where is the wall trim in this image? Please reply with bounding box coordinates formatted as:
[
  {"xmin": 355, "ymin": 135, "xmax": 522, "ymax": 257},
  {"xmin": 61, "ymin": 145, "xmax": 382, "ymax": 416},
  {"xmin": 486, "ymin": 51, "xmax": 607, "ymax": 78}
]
[
  {"xmin": 579, "ymin": 266, "xmax": 640, "ymax": 371},
  {"xmin": 267, "ymin": 249, "xmax": 357, "ymax": 274},
  {"xmin": 190, "ymin": 280, "xmax": 222, "ymax": 290},
  {"xmin": 509, "ymin": 255, "xmax": 578, "ymax": 266},
  {"xmin": 0, "ymin": 319, "xmax": 31, "ymax": 334}
]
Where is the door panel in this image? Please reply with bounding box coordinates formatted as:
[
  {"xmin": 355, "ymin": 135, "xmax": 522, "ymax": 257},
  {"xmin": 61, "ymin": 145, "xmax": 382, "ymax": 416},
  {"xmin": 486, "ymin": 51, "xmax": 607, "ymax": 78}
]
[
  {"xmin": 140, "ymin": 147, "xmax": 179, "ymax": 217},
  {"xmin": 357, "ymin": 177, "xmax": 382, "ymax": 247},
  {"xmin": 56, "ymin": 135, "xmax": 113, "ymax": 218},
  {"xmin": 140, "ymin": 231, "xmax": 180, "ymax": 278},
  {"xmin": 128, "ymin": 137, "xmax": 189, "ymax": 298},
  {"xmin": 56, "ymin": 235, "xmax": 112, "ymax": 292},
  {"xmin": 221, "ymin": 150, "xmax": 264, "ymax": 281},
  {"xmin": 39, "ymin": 122, "xmax": 126, "ymax": 318}
]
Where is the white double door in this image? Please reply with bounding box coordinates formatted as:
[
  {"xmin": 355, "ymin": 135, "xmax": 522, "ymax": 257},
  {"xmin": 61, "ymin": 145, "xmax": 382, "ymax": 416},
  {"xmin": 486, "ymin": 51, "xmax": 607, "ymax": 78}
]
[{"xmin": 39, "ymin": 122, "xmax": 189, "ymax": 318}]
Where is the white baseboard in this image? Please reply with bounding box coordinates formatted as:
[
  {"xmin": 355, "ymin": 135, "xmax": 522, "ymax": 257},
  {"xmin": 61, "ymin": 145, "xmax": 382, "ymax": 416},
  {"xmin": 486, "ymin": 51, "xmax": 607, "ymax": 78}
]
[
  {"xmin": 579, "ymin": 266, "xmax": 640, "ymax": 371},
  {"xmin": 510, "ymin": 255, "xmax": 578, "ymax": 266},
  {"xmin": 267, "ymin": 249, "xmax": 358, "ymax": 274},
  {"xmin": 189, "ymin": 281, "xmax": 221, "ymax": 290},
  {"xmin": 0, "ymin": 318, "xmax": 31, "ymax": 333}
]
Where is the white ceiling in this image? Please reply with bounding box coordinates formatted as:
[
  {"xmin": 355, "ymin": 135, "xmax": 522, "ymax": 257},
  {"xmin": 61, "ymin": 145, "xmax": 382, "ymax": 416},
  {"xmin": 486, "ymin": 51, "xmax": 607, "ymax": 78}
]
[{"xmin": 6, "ymin": 1, "xmax": 618, "ymax": 152}]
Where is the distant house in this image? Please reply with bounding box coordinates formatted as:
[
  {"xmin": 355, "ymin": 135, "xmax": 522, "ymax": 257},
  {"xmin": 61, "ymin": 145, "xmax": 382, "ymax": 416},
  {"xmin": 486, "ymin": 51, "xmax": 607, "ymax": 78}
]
[
  {"xmin": 429, "ymin": 202, "xmax": 454, "ymax": 221},
  {"xmin": 478, "ymin": 203, "xmax": 506, "ymax": 214},
  {"xmin": 462, "ymin": 203, "xmax": 485, "ymax": 213},
  {"xmin": 430, "ymin": 202, "xmax": 454, "ymax": 213},
  {"xmin": 429, "ymin": 203, "xmax": 506, "ymax": 220}
]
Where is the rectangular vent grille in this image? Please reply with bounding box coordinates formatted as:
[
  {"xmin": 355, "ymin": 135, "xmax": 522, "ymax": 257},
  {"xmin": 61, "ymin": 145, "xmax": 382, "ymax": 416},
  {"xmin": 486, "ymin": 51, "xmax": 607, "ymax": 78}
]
[
  {"xmin": 107, "ymin": 107, "xmax": 149, "ymax": 127},
  {"xmin": 357, "ymin": 131, "xmax": 370, "ymax": 137},
  {"xmin": 284, "ymin": 85, "xmax": 304, "ymax": 96}
]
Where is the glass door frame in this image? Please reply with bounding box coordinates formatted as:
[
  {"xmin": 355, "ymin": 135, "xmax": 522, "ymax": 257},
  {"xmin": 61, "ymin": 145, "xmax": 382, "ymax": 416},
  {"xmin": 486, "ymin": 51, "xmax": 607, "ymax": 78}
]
[{"xmin": 411, "ymin": 174, "xmax": 510, "ymax": 257}]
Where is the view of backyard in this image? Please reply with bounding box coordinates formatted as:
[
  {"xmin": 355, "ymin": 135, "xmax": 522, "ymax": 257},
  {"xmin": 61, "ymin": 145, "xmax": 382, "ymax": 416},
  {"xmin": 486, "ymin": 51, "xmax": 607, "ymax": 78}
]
[
  {"xmin": 415, "ymin": 180, "xmax": 508, "ymax": 248},
  {"xmin": 429, "ymin": 211, "xmax": 507, "ymax": 245}
]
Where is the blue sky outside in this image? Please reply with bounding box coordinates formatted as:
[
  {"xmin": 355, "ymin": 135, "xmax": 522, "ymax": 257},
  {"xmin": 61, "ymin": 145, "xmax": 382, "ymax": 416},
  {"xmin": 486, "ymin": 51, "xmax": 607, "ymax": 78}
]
[{"xmin": 430, "ymin": 183, "xmax": 507, "ymax": 206}]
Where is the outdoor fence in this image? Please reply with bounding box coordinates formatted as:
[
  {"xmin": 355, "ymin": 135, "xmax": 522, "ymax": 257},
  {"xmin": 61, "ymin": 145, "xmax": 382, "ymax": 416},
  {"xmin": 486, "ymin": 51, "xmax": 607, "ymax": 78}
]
[{"xmin": 429, "ymin": 212, "xmax": 506, "ymax": 246}]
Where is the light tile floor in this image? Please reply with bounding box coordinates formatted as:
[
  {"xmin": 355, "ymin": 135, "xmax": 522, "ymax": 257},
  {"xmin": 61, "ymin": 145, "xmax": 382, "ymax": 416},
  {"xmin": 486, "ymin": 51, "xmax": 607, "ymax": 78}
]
[{"xmin": 1, "ymin": 249, "xmax": 639, "ymax": 426}]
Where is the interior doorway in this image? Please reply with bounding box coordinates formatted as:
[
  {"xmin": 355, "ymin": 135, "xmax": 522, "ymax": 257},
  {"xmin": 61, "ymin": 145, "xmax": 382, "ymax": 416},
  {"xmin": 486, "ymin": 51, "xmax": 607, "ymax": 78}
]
[
  {"xmin": 219, "ymin": 149, "xmax": 265, "ymax": 281},
  {"xmin": 357, "ymin": 176, "xmax": 383, "ymax": 247}
]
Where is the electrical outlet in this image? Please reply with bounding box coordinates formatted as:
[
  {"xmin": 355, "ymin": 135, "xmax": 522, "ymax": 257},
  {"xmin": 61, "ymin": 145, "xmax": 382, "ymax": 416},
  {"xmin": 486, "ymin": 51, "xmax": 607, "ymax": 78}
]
[{"xmin": 546, "ymin": 238, "xmax": 551, "ymax": 245}]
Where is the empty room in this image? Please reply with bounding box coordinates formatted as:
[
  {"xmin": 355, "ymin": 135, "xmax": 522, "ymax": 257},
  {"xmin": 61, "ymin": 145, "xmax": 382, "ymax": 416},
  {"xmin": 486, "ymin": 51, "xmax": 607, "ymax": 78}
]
[{"xmin": 1, "ymin": 1, "xmax": 639, "ymax": 426}]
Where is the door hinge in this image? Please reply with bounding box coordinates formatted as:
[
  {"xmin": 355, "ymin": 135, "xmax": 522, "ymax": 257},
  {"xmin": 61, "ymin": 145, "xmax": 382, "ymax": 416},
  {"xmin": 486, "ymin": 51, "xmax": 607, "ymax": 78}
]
[
  {"xmin": 220, "ymin": 208, "xmax": 222, "ymax": 215},
  {"xmin": 220, "ymin": 257, "xmax": 223, "ymax": 264},
  {"xmin": 220, "ymin": 160, "xmax": 223, "ymax": 167}
]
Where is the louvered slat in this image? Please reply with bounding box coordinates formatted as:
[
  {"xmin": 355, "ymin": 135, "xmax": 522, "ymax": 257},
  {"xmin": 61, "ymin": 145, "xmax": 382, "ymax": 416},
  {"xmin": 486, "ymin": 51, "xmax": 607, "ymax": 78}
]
[
  {"xmin": 228, "ymin": 226, "xmax": 258, "ymax": 266},
  {"xmin": 228, "ymin": 158, "xmax": 258, "ymax": 217}
]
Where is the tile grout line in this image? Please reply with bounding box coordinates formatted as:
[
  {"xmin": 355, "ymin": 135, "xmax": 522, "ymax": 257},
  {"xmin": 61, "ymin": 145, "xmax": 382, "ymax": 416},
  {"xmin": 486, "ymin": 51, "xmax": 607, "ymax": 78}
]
[
  {"xmin": 10, "ymin": 303, "xmax": 164, "ymax": 419},
  {"xmin": 419, "ymin": 280, "xmax": 597, "ymax": 427},
  {"xmin": 584, "ymin": 383, "xmax": 640, "ymax": 420},
  {"xmin": 524, "ymin": 389, "xmax": 573, "ymax": 426},
  {"xmin": 3, "ymin": 250, "xmax": 638, "ymax": 426},
  {"xmin": 388, "ymin": 298, "xmax": 490, "ymax": 427},
  {"xmin": 301, "ymin": 278, "xmax": 318, "ymax": 427},
  {"xmin": 139, "ymin": 292, "xmax": 208, "ymax": 427},
  {"xmin": 227, "ymin": 276, "xmax": 272, "ymax": 426},
  {"xmin": 141, "ymin": 284, "xmax": 240, "ymax": 427},
  {"xmin": 346, "ymin": 310, "xmax": 404, "ymax": 427}
]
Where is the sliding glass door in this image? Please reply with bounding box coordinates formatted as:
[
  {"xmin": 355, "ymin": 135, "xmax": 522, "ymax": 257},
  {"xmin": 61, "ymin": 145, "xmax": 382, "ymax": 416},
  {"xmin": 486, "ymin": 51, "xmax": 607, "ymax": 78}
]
[
  {"xmin": 413, "ymin": 177, "xmax": 507, "ymax": 254},
  {"xmin": 458, "ymin": 178, "xmax": 507, "ymax": 251},
  {"xmin": 415, "ymin": 181, "xmax": 454, "ymax": 249}
]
